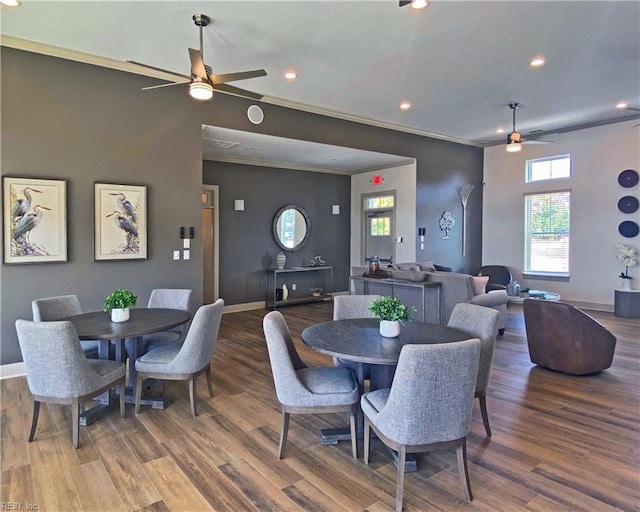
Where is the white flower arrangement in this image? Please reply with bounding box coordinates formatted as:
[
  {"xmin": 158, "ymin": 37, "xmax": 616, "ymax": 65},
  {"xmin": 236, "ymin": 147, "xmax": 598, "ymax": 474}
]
[{"xmin": 615, "ymin": 244, "xmax": 637, "ymax": 279}]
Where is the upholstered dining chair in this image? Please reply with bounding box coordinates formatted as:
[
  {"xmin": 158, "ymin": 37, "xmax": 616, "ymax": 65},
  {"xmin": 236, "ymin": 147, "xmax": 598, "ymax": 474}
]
[
  {"xmin": 15, "ymin": 319, "xmax": 126, "ymax": 449},
  {"xmin": 134, "ymin": 298, "xmax": 223, "ymax": 417},
  {"xmin": 447, "ymin": 303, "xmax": 500, "ymax": 437},
  {"xmin": 32, "ymin": 294, "xmax": 100, "ymax": 359},
  {"xmin": 332, "ymin": 294, "xmax": 381, "ymax": 375},
  {"xmin": 263, "ymin": 311, "xmax": 359, "ymax": 459},
  {"xmin": 361, "ymin": 339, "xmax": 481, "ymax": 511},
  {"xmin": 141, "ymin": 288, "xmax": 193, "ymax": 352}
]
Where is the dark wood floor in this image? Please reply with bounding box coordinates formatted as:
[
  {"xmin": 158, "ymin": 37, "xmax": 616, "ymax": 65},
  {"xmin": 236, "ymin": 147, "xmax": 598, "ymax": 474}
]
[{"xmin": 2, "ymin": 303, "xmax": 639, "ymax": 511}]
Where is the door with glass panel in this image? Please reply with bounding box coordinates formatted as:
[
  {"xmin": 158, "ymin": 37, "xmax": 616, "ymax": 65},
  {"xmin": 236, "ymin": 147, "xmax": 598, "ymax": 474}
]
[{"xmin": 363, "ymin": 193, "xmax": 395, "ymax": 266}]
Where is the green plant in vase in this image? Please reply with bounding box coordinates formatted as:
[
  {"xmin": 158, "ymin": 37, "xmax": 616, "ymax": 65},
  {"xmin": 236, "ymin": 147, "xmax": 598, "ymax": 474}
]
[
  {"xmin": 369, "ymin": 296, "xmax": 416, "ymax": 337},
  {"xmin": 103, "ymin": 289, "xmax": 137, "ymax": 322}
]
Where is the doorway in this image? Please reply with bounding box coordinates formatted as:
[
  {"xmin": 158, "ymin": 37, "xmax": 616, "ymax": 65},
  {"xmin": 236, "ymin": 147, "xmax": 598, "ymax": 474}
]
[
  {"xmin": 202, "ymin": 185, "xmax": 219, "ymax": 304},
  {"xmin": 362, "ymin": 192, "xmax": 396, "ymax": 266}
]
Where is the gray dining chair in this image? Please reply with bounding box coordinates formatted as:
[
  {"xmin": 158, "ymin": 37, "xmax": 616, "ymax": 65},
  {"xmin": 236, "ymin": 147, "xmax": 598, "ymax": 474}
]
[
  {"xmin": 447, "ymin": 302, "xmax": 500, "ymax": 436},
  {"xmin": 32, "ymin": 294, "xmax": 101, "ymax": 359},
  {"xmin": 332, "ymin": 294, "xmax": 381, "ymax": 375},
  {"xmin": 134, "ymin": 298, "xmax": 223, "ymax": 417},
  {"xmin": 362, "ymin": 339, "xmax": 481, "ymax": 511},
  {"xmin": 15, "ymin": 319, "xmax": 126, "ymax": 449},
  {"xmin": 141, "ymin": 288, "xmax": 193, "ymax": 351},
  {"xmin": 263, "ymin": 311, "xmax": 359, "ymax": 459}
]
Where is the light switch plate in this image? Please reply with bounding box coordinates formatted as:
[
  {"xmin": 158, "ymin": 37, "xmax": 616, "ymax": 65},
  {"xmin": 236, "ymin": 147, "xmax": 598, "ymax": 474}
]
[
  {"xmin": 173, "ymin": 251, "xmax": 180, "ymax": 260},
  {"xmin": 183, "ymin": 239, "xmax": 190, "ymax": 249},
  {"xmin": 183, "ymin": 250, "xmax": 190, "ymax": 260}
]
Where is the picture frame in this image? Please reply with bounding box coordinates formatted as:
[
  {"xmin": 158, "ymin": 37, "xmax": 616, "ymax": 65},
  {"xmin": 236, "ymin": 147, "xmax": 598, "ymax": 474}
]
[
  {"xmin": 94, "ymin": 182, "xmax": 147, "ymax": 261},
  {"xmin": 3, "ymin": 177, "xmax": 67, "ymax": 264}
]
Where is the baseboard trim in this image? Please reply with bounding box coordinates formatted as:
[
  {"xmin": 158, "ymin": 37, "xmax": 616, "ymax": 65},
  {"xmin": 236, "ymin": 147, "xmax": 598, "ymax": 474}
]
[
  {"xmin": 0, "ymin": 362, "xmax": 26, "ymax": 380},
  {"xmin": 222, "ymin": 301, "xmax": 266, "ymax": 314}
]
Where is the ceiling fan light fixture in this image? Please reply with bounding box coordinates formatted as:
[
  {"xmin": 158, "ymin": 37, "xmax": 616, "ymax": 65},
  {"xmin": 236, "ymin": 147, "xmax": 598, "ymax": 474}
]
[
  {"xmin": 506, "ymin": 131, "xmax": 522, "ymax": 152},
  {"xmin": 189, "ymin": 80, "xmax": 213, "ymax": 101},
  {"xmin": 411, "ymin": 0, "xmax": 429, "ymax": 9},
  {"xmin": 0, "ymin": 0, "xmax": 22, "ymax": 7}
]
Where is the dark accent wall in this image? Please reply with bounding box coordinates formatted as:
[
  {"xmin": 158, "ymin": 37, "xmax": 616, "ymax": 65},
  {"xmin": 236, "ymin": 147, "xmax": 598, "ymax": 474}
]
[
  {"xmin": 203, "ymin": 162, "xmax": 351, "ymax": 303},
  {"xmin": 1, "ymin": 46, "xmax": 483, "ymax": 365}
]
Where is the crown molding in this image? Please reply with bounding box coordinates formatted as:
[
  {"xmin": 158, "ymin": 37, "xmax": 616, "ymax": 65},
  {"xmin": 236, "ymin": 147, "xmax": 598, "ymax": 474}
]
[{"xmin": 1, "ymin": 35, "xmax": 481, "ymax": 148}]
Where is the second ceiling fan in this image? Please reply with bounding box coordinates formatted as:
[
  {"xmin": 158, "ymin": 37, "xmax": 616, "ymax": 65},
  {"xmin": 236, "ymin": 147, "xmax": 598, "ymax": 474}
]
[
  {"xmin": 129, "ymin": 14, "xmax": 267, "ymax": 101},
  {"xmin": 506, "ymin": 102, "xmax": 552, "ymax": 152}
]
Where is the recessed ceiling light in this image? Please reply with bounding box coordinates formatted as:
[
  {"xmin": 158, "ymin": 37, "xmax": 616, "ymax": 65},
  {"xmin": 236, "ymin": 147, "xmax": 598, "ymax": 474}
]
[
  {"xmin": 284, "ymin": 71, "xmax": 297, "ymax": 80},
  {"xmin": 330, "ymin": 158, "xmax": 339, "ymax": 162},
  {"xmin": 496, "ymin": 128, "xmax": 505, "ymax": 134},
  {"xmin": 530, "ymin": 56, "xmax": 545, "ymax": 67},
  {"xmin": 616, "ymin": 102, "xmax": 628, "ymax": 109},
  {"xmin": 410, "ymin": 0, "xmax": 429, "ymax": 9},
  {"xmin": 0, "ymin": 0, "xmax": 22, "ymax": 6},
  {"xmin": 400, "ymin": 101, "xmax": 411, "ymax": 110}
]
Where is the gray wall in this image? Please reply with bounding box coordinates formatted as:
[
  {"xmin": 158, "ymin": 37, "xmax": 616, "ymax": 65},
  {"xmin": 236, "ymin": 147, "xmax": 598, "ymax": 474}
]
[
  {"xmin": 203, "ymin": 162, "xmax": 351, "ymax": 303},
  {"xmin": 1, "ymin": 48, "xmax": 204, "ymax": 364},
  {"xmin": 1, "ymin": 46, "xmax": 483, "ymax": 365}
]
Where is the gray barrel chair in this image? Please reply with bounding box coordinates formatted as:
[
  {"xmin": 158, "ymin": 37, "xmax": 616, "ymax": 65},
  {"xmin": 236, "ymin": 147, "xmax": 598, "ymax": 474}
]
[
  {"xmin": 15, "ymin": 319, "xmax": 126, "ymax": 449},
  {"xmin": 32, "ymin": 294, "xmax": 101, "ymax": 359},
  {"xmin": 134, "ymin": 298, "xmax": 224, "ymax": 417},
  {"xmin": 263, "ymin": 310, "xmax": 360, "ymax": 459},
  {"xmin": 447, "ymin": 303, "xmax": 500, "ymax": 436},
  {"xmin": 141, "ymin": 288, "xmax": 193, "ymax": 351},
  {"xmin": 362, "ymin": 339, "xmax": 481, "ymax": 511}
]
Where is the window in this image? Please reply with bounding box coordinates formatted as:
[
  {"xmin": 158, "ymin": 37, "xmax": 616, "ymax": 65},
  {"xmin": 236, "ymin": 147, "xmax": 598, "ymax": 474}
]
[
  {"xmin": 524, "ymin": 191, "xmax": 570, "ymax": 274},
  {"xmin": 370, "ymin": 217, "xmax": 390, "ymax": 236},
  {"xmin": 526, "ymin": 155, "xmax": 571, "ymax": 183},
  {"xmin": 365, "ymin": 195, "xmax": 394, "ymax": 209}
]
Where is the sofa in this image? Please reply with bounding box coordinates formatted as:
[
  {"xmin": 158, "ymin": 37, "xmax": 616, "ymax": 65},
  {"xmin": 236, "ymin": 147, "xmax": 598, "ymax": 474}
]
[{"xmin": 351, "ymin": 261, "xmax": 509, "ymax": 334}]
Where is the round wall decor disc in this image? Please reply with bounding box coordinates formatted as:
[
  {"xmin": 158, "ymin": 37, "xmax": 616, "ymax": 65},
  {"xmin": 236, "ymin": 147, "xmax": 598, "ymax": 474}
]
[
  {"xmin": 618, "ymin": 169, "xmax": 639, "ymax": 188},
  {"xmin": 619, "ymin": 220, "xmax": 639, "ymax": 238},
  {"xmin": 247, "ymin": 105, "xmax": 264, "ymax": 125},
  {"xmin": 618, "ymin": 196, "xmax": 639, "ymax": 214}
]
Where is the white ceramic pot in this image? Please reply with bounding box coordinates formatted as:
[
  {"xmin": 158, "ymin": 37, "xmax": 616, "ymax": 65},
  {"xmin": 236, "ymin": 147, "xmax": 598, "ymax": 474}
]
[
  {"xmin": 276, "ymin": 251, "xmax": 286, "ymax": 270},
  {"xmin": 111, "ymin": 308, "xmax": 130, "ymax": 323},
  {"xmin": 379, "ymin": 320, "xmax": 401, "ymax": 338},
  {"xmin": 621, "ymin": 278, "xmax": 632, "ymax": 291}
]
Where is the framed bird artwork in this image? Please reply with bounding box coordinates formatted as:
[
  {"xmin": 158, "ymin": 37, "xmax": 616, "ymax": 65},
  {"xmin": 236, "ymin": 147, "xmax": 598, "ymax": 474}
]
[
  {"xmin": 94, "ymin": 182, "xmax": 147, "ymax": 261},
  {"xmin": 3, "ymin": 176, "xmax": 67, "ymax": 264}
]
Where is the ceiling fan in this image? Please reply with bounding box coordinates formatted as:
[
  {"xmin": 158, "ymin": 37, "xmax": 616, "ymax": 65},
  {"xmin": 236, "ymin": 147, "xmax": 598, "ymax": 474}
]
[
  {"xmin": 506, "ymin": 102, "xmax": 552, "ymax": 152},
  {"xmin": 128, "ymin": 14, "xmax": 267, "ymax": 101}
]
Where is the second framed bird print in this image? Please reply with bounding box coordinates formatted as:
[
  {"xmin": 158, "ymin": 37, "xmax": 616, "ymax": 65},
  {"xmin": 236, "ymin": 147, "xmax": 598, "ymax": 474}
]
[{"xmin": 94, "ymin": 182, "xmax": 147, "ymax": 261}]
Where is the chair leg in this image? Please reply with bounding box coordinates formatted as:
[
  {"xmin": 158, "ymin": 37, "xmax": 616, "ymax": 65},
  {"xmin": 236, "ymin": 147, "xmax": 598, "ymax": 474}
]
[
  {"xmin": 278, "ymin": 410, "xmax": 290, "ymax": 459},
  {"xmin": 396, "ymin": 445, "xmax": 406, "ymax": 512},
  {"xmin": 457, "ymin": 439, "xmax": 473, "ymax": 501},
  {"xmin": 135, "ymin": 374, "xmax": 143, "ymax": 414},
  {"xmin": 478, "ymin": 394, "xmax": 491, "ymax": 437},
  {"xmin": 206, "ymin": 364, "xmax": 214, "ymax": 397},
  {"xmin": 28, "ymin": 400, "xmax": 40, "ymax": 442},
  {"xmin": 189, "ymin": 375, "xmax": 197, "ymax": 417},
  {"xmin": 72, "ymin": 398, "xmax": 80, "ymax": 449},
  {"xmin": 119, "ymin": 377, "xmax": 126, "ymax": 419},
  {"xmin": 364, "ymin": 417, "xmax": 370, "ymax": 464},
  {"xmin": 349, "ymin": 405, "xmax": 357, "ymax": 459}
]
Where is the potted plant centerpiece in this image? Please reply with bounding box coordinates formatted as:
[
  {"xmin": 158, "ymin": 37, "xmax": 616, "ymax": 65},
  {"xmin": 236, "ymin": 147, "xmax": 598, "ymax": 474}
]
[
  {"xmin": 369, "ymin": 296, "xmax": 416, "ymax": 337},
  {"xmin": 104, "ymin": 289, "xmax": 137, "ymax": 323}
]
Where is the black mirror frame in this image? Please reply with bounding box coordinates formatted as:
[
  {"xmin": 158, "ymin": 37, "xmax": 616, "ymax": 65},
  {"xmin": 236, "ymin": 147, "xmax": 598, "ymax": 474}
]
[{"xmin": 272, "ymin": 204, "xmax": 311, "ymax": 252}]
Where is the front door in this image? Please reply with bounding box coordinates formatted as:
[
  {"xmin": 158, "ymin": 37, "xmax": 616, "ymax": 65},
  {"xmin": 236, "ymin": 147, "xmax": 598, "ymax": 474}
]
[{"xmin": 362, "ymin": 192, "xmax": 396, "ymax": 266}]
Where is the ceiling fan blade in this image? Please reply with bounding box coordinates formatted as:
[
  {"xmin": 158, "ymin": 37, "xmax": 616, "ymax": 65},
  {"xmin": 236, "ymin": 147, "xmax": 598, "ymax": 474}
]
[
  {"xmin": 142, "ymin": 80, "xmax": 191, "ymax": 91},
  {"xmin": 127, "ymin": 60, "xmax": 190, "ymax": 79},
  {"xmin": 522, "ymin": 139, "xmax": 553, "ymax": 145},
  {"xmin": 213, "ymin": 83, "xmax": 263, "ymax": 100},
  {"xmin": 399, "ymin": 1, "xmax": 412, "ymax": 5},
  {"xmin": 210, "ymin": 69, "xmax": 267, "ymax": 85},
  {"xmin": 188, "ymin": 48, "xmax": 208, "ymax": 80}
]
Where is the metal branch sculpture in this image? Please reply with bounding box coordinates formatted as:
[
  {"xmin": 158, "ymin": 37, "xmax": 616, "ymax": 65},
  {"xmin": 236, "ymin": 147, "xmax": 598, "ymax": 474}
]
[{"xmin": 457, "ymin": 184, "xmax": 475, "ymax": 256}]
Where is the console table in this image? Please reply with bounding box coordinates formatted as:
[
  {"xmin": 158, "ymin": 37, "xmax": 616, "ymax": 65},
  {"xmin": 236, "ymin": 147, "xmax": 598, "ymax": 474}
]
[
  {"xmin": 351, "ymin": 275, "xmax": 441, "ymax": 324},
  {"xmin": 614, "ymin": 289, "xmax": 640, "ymax": 318},
  {"xmin": 266, "ymin": 266, "xmax": 333, "ymax": 309}
]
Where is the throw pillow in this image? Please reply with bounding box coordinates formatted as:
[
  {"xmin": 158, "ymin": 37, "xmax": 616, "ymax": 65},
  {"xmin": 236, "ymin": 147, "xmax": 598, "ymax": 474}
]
[
  {"xmin": 418, "ymin": 261, "xmax": 436, "ymax": 272},
  {"xmin": 472, "ymin": 275, "xmax": 489, "ymax": 295}
]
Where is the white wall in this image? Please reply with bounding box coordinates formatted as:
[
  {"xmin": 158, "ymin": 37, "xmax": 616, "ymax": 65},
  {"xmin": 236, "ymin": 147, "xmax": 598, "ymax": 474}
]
[
  {"xmin": 483, "ymin": 120, "xmax": 640, "ymax": 310},
  {"xmin": 351, "ymin": 162, "xmax": 417, "ymax": 267}
]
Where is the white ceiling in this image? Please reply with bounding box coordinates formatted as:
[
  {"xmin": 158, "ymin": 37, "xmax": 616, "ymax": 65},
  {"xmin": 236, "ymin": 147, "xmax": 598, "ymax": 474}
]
[{"xmin": 2, "ymin": 1, "xmax": 639, "ymax": 172}]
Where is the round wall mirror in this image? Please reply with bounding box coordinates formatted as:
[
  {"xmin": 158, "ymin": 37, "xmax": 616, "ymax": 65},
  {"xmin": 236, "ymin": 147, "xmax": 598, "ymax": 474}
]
[{"xmin": 272, "ymin": 205, "xmax": 311, "ymax": 252}]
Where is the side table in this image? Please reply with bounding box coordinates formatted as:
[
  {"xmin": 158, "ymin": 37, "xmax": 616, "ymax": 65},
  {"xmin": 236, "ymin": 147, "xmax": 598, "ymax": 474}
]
[{"xmin": 614, "ymin": 289, "xmax": 640, "ymax": 318}]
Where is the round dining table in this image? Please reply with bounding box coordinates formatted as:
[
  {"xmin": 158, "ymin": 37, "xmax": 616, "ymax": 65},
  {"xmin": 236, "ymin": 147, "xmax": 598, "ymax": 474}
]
[
  {"xmin": 301, "ymin": 317, "xmax": 472, "ymax": 471},
  {"xmin": 62, "ymin": 308, "xmax": 191, "ymax": 424}
]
